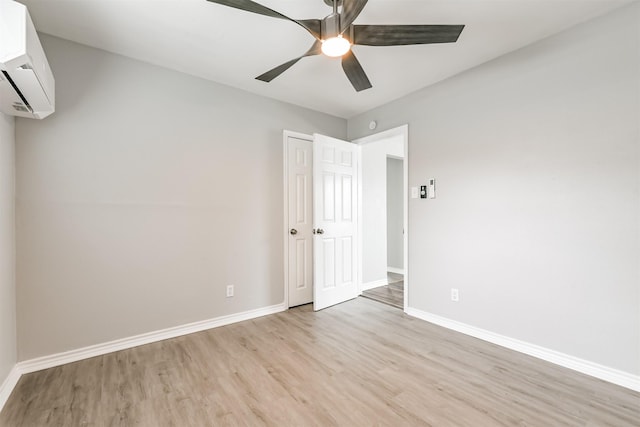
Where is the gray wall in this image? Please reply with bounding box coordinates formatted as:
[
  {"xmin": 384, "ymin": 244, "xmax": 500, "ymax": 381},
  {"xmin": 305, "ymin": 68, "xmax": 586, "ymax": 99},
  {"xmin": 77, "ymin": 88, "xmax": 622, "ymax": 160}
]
[
  {"xmin": 349, "ymin": 3, "xmax": 640, "ymax": 375},
  {"xmin": 16, "ymin": 35, "xmax": 346, "ymax": 361},
  {"xmin": 0, "ymin": 112, "xmax": 16, "ymax": 384},
  {"xmin": 386, "ymin": 157, "xmax": 403, "ymax": 270}
]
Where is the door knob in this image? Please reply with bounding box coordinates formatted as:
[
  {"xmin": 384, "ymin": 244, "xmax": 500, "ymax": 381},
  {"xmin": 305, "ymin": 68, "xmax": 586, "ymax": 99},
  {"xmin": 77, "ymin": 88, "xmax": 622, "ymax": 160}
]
[{"xmin": 290, "ymin": 228, "xmax": 298, "ymax": 235}]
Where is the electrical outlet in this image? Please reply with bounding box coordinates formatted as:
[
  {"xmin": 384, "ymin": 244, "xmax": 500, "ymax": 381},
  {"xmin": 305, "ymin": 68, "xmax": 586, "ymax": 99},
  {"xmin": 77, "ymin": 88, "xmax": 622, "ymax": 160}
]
[
  {"xmin": 226, "ymin": 285, "xmax": 234, "ymax": 298},
  {"xmin": 451, "ymin": 288, "xmax": 459, "ymax": 302}
]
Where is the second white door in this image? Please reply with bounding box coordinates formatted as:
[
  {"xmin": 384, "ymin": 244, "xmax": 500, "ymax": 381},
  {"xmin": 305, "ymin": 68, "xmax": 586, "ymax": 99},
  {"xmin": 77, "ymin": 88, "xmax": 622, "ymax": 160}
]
[{"xmin": 312, "ymin": 134, "xmax": 359, "ymax": 311}]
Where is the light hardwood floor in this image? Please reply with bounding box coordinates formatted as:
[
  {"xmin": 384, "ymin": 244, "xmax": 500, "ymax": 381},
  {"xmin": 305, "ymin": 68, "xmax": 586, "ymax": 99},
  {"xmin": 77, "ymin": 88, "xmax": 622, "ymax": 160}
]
[
  {"xmin": 361, "ymin": 272, "xmax": 404, "ymax": 309},
  {"xmin": 361, "ymin": 281, "xmax": 404, "ymax": 309},
  {"xmin": 1, "ymin": 298, "xmax": 638, "ymax": 426}
]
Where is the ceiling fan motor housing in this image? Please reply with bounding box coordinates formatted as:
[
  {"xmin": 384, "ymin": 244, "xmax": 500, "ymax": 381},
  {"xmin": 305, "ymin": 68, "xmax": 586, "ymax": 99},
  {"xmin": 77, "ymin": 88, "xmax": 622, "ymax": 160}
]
[
  {"xmin": 321, "ymin": 12, "xmax": 341, "ymax": 40},
  {"xmin": 323, "ymin": 0, "xmax": 343, "ymax": 7}
]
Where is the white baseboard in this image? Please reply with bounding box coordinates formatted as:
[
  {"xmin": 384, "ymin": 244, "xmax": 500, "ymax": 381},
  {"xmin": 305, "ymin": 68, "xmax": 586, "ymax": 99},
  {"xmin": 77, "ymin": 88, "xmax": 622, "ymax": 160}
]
[
  {"xmin": 405, "ymin": 307, "xmax": 640, "ymax": 392},
  {"xmin": 387, "ymin": 267, "xmax": 405, "ymax": 275},
  {"xmin": 0, "ymin": 364, "xmax": 21, "ymax": 413},
  {"xmin": 361, "ymin": 279, "xmax": 389, "ymax": 291},
  {"xmin": 18, "ymin": 302, "xmax": 286, "ymax": 375}
]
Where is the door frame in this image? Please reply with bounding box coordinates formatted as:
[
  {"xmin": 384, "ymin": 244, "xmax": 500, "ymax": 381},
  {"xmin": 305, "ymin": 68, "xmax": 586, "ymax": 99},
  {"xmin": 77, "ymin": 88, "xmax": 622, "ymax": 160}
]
[
  {"xmin": 282, "ymin": 130, "xmax": 313, "ymax": 308},
  {"xmin": 284, "ymin": 126, "xmax": 409, "ymax": 311},
  {"xmin": 352, "ymin": 125, "xmax": 409, "ymax": 311}
]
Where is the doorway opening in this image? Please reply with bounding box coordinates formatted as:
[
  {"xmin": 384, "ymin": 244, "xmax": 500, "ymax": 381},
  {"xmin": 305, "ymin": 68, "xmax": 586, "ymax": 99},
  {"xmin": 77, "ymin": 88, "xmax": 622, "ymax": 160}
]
[
  {"xmin": 360, "ymin": 156, "xmax": 404, "ymax": 308},
  {"xmin": 353, "ymin": 125, "xmax": 408, "ymax": 310}
]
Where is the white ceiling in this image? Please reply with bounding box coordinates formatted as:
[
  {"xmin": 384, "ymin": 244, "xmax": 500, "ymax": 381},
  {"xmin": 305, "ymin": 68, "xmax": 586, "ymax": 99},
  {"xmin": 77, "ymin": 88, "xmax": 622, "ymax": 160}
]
[{"xmin": 18, "ymin": 0, "xmax": 632, "ymax": 118}]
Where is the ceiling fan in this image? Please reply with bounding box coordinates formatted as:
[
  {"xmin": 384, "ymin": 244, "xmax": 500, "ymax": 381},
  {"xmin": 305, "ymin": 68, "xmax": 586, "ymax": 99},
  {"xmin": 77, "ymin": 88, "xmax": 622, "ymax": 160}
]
[{"xmin": 206, "ymin": 0, "xmax": 465, "ymax": 92}]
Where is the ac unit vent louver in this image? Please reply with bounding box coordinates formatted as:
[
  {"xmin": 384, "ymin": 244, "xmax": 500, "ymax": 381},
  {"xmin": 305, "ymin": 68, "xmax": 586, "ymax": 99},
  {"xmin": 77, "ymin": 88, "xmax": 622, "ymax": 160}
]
[{"xmin": 13, "ymin": 103, "xmax": 29, "ymax": 113}]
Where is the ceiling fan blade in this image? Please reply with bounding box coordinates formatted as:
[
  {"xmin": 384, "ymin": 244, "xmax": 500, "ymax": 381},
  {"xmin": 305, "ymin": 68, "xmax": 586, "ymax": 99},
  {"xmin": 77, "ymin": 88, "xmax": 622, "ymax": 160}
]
[
  {"xmin": 341, "ymin": 50, "xmax": 372, "ymax": 92},
  {"xmin": 352, "ymin": 24, "xmax": 465, "ymax": 46},
  {"xmin": 298, "ymin": 20, "xmax": 322, "ymax": 38},
  {"xmin": 206, "ymin": 0, "xmax": 286, "ymax": 19},
  {"xmin": 340, "ymin": 0, "xmax": 368, "ymax": 33},
  {"xmin": 256, "ymin": 59, "xmax": 300, "ymax": 83},
  {"xmin": 256, "ymin": 40, "xmax": 323, "ymax": 83},
  {"xmin": 206, "ymin": 0, "xmax": 321, "ymax": 39}
]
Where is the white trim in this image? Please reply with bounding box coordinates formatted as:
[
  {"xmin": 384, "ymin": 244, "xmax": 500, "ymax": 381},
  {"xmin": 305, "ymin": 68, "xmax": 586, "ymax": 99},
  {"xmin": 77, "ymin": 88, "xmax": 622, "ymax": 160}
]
[
  {"xmin": 401, "ymin": 126, "xmax": 409, "ymax": 312},
  {"xmin": 18, "ymin": 303, "xmax": 286, "ymax": 375},
  {"xmin": 282, "ymin": 130, "xmax": 313, "ymax": 309},
  {"xmin": 0, "ymin": 364, "xmax": 21, "ymax": 413},
  {"xmin": 352, "ymin": 125, "xmax": 409, "ymax": 311},
  {"xmin": 387, "ymin": 267, "xmax": 405, "ymax": 275},
  {"xmin": 361, "ymin": 278, "xmax": 389, "ymax": 291},
  {"xmin": 353, "ymin": 126, "xmax": 409, "ymax": 145},
  {"xmin": 357, "ymin": 140, "xmax": 363, "ymax": 294},
  {"xmin": 406, "ymin": 307, "xmax": 640, "ymax": 392}
]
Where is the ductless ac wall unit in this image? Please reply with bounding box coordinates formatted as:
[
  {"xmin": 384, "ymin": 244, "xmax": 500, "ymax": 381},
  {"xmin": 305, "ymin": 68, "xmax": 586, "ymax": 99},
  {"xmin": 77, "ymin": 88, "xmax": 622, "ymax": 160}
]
[{"xmin": 0, "ymin": 0, "xmax": 55, "ymax": 119}]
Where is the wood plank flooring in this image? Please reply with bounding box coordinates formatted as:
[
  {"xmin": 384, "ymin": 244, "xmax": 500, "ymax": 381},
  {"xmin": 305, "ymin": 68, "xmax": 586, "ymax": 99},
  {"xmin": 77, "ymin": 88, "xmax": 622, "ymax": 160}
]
[
  {"xmin": 1, "ymin": 298, "xmax": 638, "ymax": 426},
  {"xmin": 361, "ymin": 282, "xmax": 404, "ymax": 309},
  {"xmin": 362, "ymin": 272, "xmax": 404, "ymax": 309}
]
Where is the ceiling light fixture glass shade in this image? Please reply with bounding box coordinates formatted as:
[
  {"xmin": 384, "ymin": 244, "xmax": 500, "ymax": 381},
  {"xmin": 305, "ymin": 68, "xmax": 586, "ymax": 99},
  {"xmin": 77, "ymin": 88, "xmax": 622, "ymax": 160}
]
[{"xmin": 321, "ymin": 35, "xmax": 351, "ymax": 57}]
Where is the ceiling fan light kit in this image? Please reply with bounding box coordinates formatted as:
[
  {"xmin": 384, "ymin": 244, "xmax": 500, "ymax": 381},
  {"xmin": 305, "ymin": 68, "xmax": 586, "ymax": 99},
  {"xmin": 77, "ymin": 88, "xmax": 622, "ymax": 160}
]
[
  {"xmin": 322, "ymin": 35, "xmax": 351, "ymax": 57},
  {"xmin": 206, "ymin": 0, "xmax": 464, "ymax": 92}
]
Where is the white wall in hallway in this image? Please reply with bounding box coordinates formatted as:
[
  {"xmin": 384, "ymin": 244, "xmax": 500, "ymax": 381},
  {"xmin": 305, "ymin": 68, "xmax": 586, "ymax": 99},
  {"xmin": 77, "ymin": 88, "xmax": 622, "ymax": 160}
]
[{"xmin": 361, "ymin": 135, "xmax": 404, "ymax": 285}]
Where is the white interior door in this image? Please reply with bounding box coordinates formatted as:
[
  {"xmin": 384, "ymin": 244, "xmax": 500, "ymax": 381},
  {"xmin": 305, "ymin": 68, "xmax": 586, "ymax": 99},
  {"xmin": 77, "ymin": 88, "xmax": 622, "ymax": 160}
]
[
  {"xmin": 313, "ymin": 134, "xmax": 359, "ymax": 311},
  {"xmin": 286, "ymin": 135, "xmax": 314, "ymax": 307}
]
